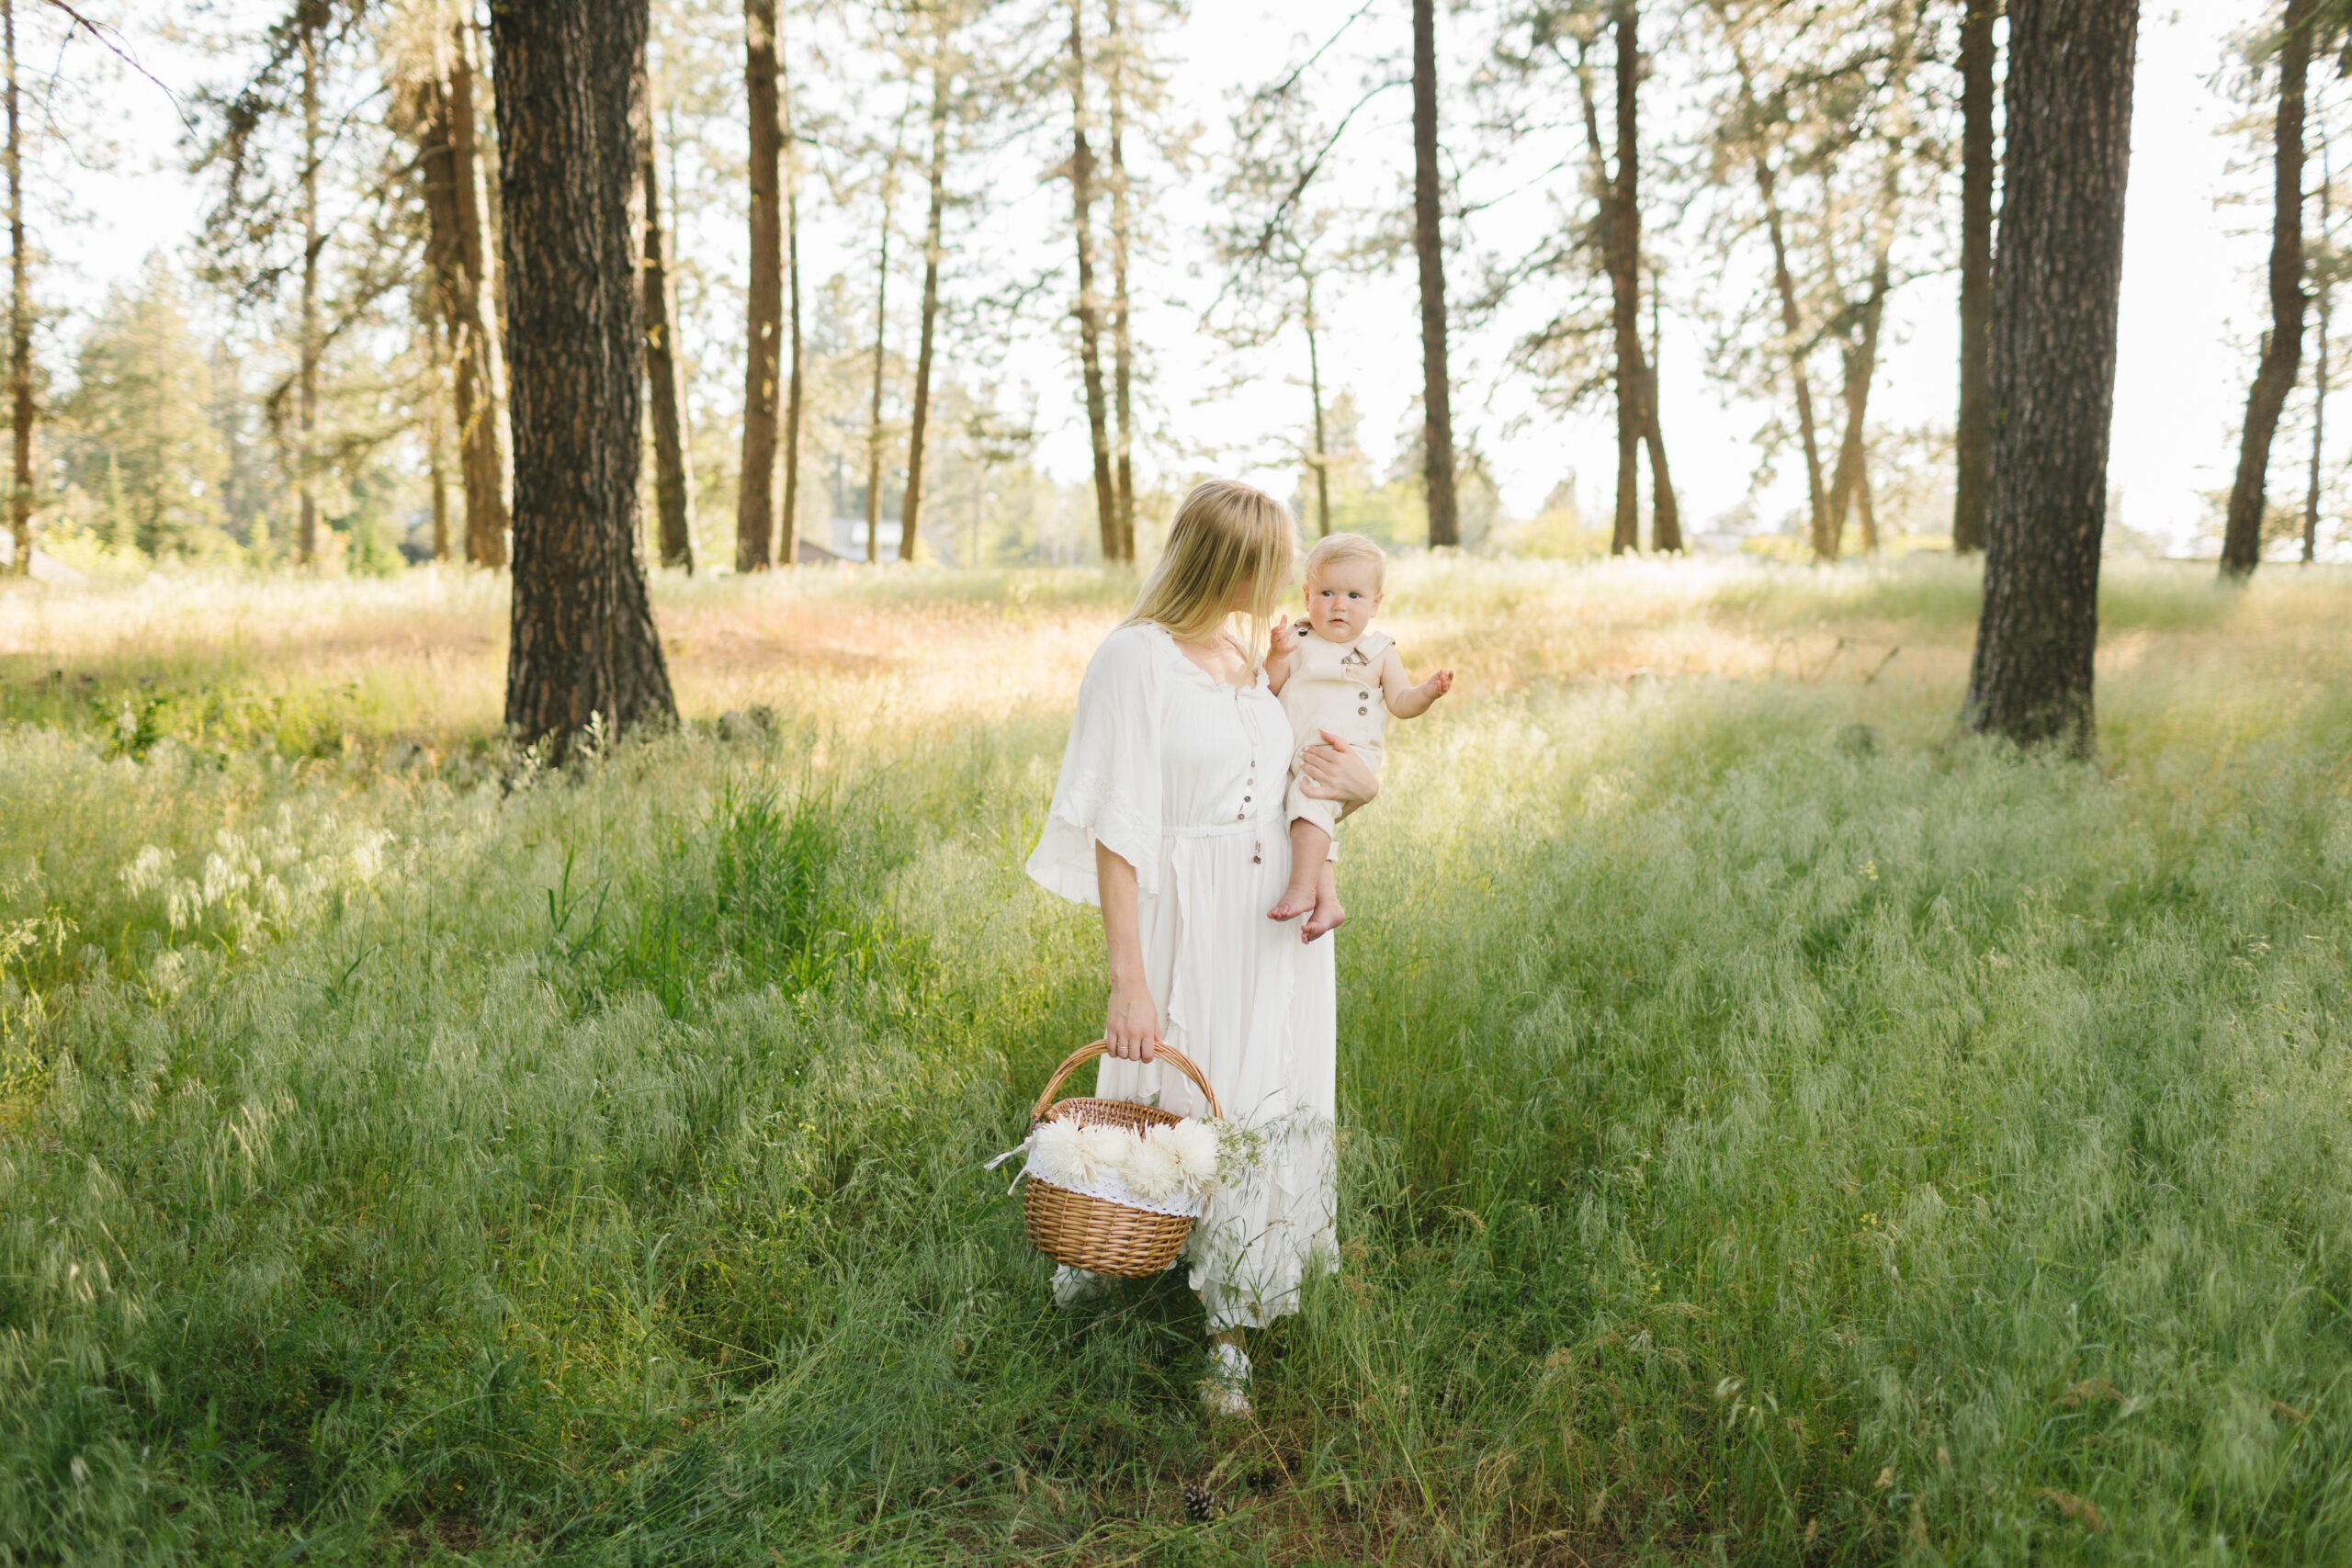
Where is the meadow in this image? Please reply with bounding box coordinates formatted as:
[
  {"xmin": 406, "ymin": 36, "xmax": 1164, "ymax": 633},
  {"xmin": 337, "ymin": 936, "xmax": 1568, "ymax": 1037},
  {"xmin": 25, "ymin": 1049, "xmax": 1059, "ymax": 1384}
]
[{"xmin": 3, "ymin": 555, "xmax": 2351, "ymax": 1565}]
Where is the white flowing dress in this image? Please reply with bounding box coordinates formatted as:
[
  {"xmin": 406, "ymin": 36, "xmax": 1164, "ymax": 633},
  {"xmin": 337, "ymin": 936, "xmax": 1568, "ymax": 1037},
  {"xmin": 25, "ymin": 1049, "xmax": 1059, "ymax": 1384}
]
[{"xmin": 1025, "ymin": 622, "xmax": 1338, "ymax": 1331}]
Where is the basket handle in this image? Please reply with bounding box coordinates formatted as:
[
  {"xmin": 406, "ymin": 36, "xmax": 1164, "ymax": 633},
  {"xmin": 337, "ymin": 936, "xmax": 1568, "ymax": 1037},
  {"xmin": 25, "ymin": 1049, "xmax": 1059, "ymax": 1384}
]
[{"xmin": 1030, "ymin": 1039, "xmax": 1224, "ymax": 1123}]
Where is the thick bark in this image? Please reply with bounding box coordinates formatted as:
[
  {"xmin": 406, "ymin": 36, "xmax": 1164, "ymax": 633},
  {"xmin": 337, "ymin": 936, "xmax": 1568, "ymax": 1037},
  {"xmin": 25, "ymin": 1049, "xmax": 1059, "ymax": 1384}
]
[
  {"xmin": 1963, "ymin": 0, "xmax": 2139, "ymax": 754},
  {"xmin": 298, "ymin": 26, "xmax": 320, "ymax": 565},
  {"xmin": 863, "ymin": 153, "xmax": 896, "ymax": 565},
  {"xmin": 642, "ymin": 106, "xmax": 693, "ymax": 571},
  {"xmin": 489, "ymin": 0, "xmax": 677, "ymax": 748},
  {"xmin": 1411, "ymin": 0, "xmax": 1457, "ymax": 547},
  {"xmin": 1066, "ymin": 0, "xmax": 1119, "ymax": 560},
  {"xmin": 739, "ymin": 0, "xmax": 782, "ymax": 572},
  {"xmin": 1953, "ymin": 0, "xmax": 1997, "ymax": 553},
  {"xmin": 2222, "ymin": 0, "xmax": 2317, "ymax": 579},
  {"xmin": 1103, "ymin": 0, "xmax": 1136, "ymax": 559},
  {"xmin": 901, "ymin": 42, "xmax": 949, "ymax": 564},
  {"xmin": 1306, "ymin": 268, "xmax": 1330, "ymax": 536},
  {"xmin": 5, "ymin": 0, "xmax": 27, "ymax": 576},
  {"xmin": 782, "ymin": 60, "xmax": 803, "ymax": 566}
]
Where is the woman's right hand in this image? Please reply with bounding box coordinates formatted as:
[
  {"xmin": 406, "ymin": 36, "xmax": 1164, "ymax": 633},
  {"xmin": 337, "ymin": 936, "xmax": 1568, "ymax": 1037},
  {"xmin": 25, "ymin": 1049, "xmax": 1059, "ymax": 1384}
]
[{"xmin": 1105, "ymin": 978, "xmax": 1161, "ymax": 1062}]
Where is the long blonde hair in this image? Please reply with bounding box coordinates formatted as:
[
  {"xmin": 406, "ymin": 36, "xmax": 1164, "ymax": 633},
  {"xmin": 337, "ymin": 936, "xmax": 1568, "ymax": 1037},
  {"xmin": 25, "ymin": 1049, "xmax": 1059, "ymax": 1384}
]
[{"xmin": 1123, "ymin": 479, "xmax": 1296, "ymax": 667}]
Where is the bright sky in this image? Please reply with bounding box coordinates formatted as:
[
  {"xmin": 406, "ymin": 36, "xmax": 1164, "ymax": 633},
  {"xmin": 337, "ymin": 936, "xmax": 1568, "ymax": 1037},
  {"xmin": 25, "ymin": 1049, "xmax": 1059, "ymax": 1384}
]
[{"xmin": 58, "ymin": 0, "xmax": 2268, "ymax": 552}]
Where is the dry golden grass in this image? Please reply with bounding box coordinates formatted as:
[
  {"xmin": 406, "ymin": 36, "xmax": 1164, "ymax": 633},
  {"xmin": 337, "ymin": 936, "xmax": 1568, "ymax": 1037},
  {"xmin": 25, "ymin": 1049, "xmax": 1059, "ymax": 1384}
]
[{"xmin": 6, "ymin": 553, "xmax": 2342, "ymax": 754}]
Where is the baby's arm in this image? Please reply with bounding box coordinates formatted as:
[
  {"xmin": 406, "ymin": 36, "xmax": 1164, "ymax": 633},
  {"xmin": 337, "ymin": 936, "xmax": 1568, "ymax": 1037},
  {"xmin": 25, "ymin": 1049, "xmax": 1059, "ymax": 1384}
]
[
  {"xmin": 1266, "ymin": 617, "xmax": 1302, "ymax": 695},
  {"xmin": 1380, "ymin": 648, "xmax": 1453, "ymax": 719}
]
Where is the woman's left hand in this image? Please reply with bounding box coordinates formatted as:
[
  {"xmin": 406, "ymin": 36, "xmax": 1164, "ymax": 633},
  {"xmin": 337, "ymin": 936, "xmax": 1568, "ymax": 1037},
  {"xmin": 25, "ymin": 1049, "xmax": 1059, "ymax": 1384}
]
[{"xmin": 1297, "ymin": 730, "xmax": 1379, "ymax": 807}]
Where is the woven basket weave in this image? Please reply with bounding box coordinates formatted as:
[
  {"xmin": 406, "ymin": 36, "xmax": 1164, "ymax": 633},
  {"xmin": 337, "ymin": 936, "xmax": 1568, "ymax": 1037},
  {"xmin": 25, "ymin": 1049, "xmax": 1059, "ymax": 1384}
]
[{"xmin": 1021, "ymin": 1040, "xmax": 1224, "ymax": 1279}]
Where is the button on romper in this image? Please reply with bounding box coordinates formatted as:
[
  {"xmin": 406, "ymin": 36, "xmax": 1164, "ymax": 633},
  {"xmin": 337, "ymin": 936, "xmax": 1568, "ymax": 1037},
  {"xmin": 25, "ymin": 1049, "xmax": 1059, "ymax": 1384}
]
[{"xmin": 1280, "ymin": 626, "xmax": 1392, "ymax": 838}]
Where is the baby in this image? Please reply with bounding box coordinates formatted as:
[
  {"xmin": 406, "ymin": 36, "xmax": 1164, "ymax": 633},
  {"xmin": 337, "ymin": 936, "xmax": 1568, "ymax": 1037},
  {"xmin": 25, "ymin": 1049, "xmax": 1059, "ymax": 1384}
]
[{"xmin": 1265, "ymin": 533, "xmax": 1453, "ymax": 938}]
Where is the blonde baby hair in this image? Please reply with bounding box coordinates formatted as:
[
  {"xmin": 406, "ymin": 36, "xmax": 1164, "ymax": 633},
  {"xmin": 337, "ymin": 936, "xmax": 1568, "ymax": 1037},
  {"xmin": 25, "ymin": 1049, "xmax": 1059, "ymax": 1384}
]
[
  {"xmin": 1303, "ymin": 531, "xmax": 1387, "ymax": 593},
  {"xmin": 1125, "ymin": 479, "xmax": 1297, "ymax": 666}
]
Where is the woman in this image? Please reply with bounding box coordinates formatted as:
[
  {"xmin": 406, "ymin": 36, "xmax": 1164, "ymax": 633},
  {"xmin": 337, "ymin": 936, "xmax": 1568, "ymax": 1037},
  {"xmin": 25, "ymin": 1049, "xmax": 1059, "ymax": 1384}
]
[{"xmin": 1025, "ymin": 479, "xmax": 1378, "ymax": 1415}]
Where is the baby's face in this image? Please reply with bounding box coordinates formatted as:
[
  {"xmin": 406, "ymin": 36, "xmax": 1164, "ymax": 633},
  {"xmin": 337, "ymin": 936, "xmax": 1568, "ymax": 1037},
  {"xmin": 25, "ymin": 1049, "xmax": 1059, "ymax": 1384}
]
[{"xmin": 1303, "ymin": 559, "xmax": 1382, "ymax": 641}]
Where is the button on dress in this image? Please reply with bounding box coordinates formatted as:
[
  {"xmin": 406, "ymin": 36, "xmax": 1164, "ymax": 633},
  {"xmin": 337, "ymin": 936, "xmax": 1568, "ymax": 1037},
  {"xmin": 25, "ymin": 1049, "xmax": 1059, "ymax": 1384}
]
[{"xmin": 1026, "ymin": 622, "xmax": 1338, "ymax": 1330}]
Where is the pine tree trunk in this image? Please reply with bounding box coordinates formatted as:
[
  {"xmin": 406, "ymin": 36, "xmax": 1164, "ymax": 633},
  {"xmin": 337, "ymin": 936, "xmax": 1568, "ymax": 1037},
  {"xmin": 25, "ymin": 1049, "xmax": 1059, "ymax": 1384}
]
[
  {"xmin": 1577, "ymin": 42, "xmax": 1677, "ymax": 553},
  {"xmin": 1743, "ymin": 80, "xmax": 1829, "ymax": 560},
  {"xmin": 427, "ymin": 319, "xmax": 452, "ymax": 561},
  {"xmin": 1104, "ymin": 0, "xmax": 1136, "ymax": 560},
  {"xmin": 4, "ymin": 0, "xmax": 28, "ymax": 577},
  {"xmin": 1608, "ymin": 1, "xmax": 1642, "ymax": 556},
  {"xmin": 642, "ymin": 105, "xmax": 693, "ymax": 571},
  {"xmin": 1306, "ymin": 268, "xmax": 1330, "ymax": 536},
  {"xmin": 1953, "ymin": 0, "xmax": 1997, "ymax": 554},
  {"xmin": 782, "ymin": 62, "xmax": 803, "ymax": 566},
  {"xmin": 446, "ymin": 25, "xmax": 508, "ymax": 568},
  {"xmin": 1831, "ymin": 17, "xmax": 1913, "ymax": 560},
  {"xmin": 298, "ymin": 25, "xmax": 321, "ymax": 566},
  {"xmin": 1829, "ymin": 230, "xmax": 1895, "ymax": 556},
  {"xmin": 1641, "ymin": 361, "xmax": 1679, "ymax": 551},
  {"xmin": 1065, "ymin": 0, "xmax": 1118, "ymax": 561},
  {"xmin": 1963, "ymin": 0, "xmax": 2140, "ymax": 755},
  {"xmin": 2222, "ymin": 0, "xmax": 2316, "ymax": 579},
  {"xmin": 739, "ymin": 0, "xmax": 782, "ymax": 572},
  {"xmin": 2309, "ymin": 136, "xmax": 2331, "ymax": 566},
  {"xmin": 1644, "ymin": 264, "xmax": 1681, "ymax": 552},
  {"xmin": 864, "ymin": 164, "xmax": 894, "ymax": 565},
  {"xmin": 1411, "ymin": 0, "xmax": 1457, "ymax": 547},
  {"xmin": 489, "ymin": 0, "xmax": 677, "ymax": 748},
  {"xmin": 901, "ymin": 43, "xmax": 949, "ymax": 564}
]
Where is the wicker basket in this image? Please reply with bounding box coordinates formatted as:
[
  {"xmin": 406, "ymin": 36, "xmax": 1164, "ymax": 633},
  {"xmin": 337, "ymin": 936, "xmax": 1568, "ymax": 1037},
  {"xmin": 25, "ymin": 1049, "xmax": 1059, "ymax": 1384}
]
[{"xmin": 1020, "ymin": 1040, "xmax": 1224, "ymax": 1279}]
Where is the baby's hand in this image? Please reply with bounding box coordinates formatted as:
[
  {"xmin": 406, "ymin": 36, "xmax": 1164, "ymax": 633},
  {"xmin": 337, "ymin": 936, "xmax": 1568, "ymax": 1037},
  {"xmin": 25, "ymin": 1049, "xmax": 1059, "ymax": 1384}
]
[
  {"xmin": 1420, "ymin": 669, "xmax": 1454, "ymax": 701},
  {"xmin": 1270, "ymin": 618, "xmax": 1302, "ymax": 659}
]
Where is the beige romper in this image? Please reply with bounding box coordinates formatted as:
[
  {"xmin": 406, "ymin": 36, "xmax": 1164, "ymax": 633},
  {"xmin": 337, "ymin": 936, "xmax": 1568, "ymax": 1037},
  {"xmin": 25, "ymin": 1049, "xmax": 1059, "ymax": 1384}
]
[{"xmin": 1280, "ymin": 625, "xmax": 1393, "ymax": 837}]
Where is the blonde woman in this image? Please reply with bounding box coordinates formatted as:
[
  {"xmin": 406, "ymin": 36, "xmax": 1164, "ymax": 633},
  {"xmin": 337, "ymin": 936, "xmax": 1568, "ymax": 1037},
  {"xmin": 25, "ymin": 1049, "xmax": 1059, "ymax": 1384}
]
[{"xmin": 1026, "ymin": 479, "xmax": 1379, "ymax": 1415}]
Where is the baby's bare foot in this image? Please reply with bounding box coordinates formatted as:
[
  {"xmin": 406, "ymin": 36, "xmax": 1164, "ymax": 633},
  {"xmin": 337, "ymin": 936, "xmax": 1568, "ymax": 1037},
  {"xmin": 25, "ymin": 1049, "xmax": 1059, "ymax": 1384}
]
[
  {"xmin": 1302, "ymin": 890, "xmax": 1348, "ymax": 942},
  {"xmin": 1267, "ymin": 881, "xmax": 1317, "ymax": 921}
]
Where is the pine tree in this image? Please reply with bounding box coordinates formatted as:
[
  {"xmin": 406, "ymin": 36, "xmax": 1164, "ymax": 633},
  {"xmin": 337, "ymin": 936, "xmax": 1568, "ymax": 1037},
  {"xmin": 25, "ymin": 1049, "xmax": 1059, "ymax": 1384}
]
[
  {"xmin": 488, "ymin": 0, "xmax": 677, "ymax": 747},
  {"xmin": 1963, "ymin": 0, "xmax": 2141, "ymax": 752},
  {"xmin": 64, "ymin": 259, "xmax": 230, "ymax": 558}
]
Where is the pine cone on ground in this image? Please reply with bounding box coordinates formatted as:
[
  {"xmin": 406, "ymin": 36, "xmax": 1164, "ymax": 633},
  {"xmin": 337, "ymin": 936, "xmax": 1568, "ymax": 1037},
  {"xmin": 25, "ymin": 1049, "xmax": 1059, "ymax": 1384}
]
[{"xmin": 1182, "ymin": 1482, "xmax": 1217, "ymax": 1523}]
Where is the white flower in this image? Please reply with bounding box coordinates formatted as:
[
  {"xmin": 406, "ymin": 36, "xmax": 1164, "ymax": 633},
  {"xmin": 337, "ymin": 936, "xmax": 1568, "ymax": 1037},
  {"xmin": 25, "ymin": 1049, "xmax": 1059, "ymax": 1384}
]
[
  {"xmin": 1020, "ymin": 1115, "xmax": 1238, "ymax": 1206},
  {"xmin": 1030, "ymin": 1118, "xmax": 1136, "ymax": 1190},
  {"xmin": 1028, "ymin": 1119, "xmax": 1091, "ymax": 1189},
  {"xmin": 1162, "ymin": 1120, "xmax": 1220, "ymax": 1188},
  {"xmin": 1123, "ymin": 1132, "xmax": 1185, "ymax": 1201},
  {"xmin": 1075, "ymin": 1122, "xmax": 1131, "ymax": 1174}
]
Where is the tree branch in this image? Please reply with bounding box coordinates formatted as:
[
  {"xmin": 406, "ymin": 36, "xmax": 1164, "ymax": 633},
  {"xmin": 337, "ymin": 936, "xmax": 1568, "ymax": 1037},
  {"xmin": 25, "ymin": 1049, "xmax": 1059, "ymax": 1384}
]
[{"xmin": 39, "ymin": 0, "xmax": 194, "ymax": 132}]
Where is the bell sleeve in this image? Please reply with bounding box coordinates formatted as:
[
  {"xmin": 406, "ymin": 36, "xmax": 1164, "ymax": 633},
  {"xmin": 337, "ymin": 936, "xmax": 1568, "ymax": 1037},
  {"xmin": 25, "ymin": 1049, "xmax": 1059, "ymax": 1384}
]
[{"xmin": 1025, "ymin": 625, "xmax": 1164, "ymax": 906}]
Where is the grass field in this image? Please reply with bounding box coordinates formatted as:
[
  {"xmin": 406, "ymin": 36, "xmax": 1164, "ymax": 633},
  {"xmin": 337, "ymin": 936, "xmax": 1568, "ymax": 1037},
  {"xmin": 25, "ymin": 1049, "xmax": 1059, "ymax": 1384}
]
[{"xmin": 4, "ymin": 556, "xmax": 2352, "ymax": 1564}]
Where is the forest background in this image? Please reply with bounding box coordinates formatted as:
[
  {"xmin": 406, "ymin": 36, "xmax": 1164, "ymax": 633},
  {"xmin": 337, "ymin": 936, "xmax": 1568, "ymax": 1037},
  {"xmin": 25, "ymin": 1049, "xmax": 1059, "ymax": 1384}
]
[
  {"xmin": 0, "ymin": 0, "xmax": 2319, "ymax": 579},
  {"xmin": 13, "ymin": 0, "xmax": 2352, "ymax": 1561}
]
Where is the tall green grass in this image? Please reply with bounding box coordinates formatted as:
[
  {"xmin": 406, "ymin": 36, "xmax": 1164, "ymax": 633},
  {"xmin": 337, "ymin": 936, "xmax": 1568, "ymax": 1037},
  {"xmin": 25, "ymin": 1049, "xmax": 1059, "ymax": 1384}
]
[{"xmin": 3, "ymin": 560, "xmax": 2351, "ymax": 1562}]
